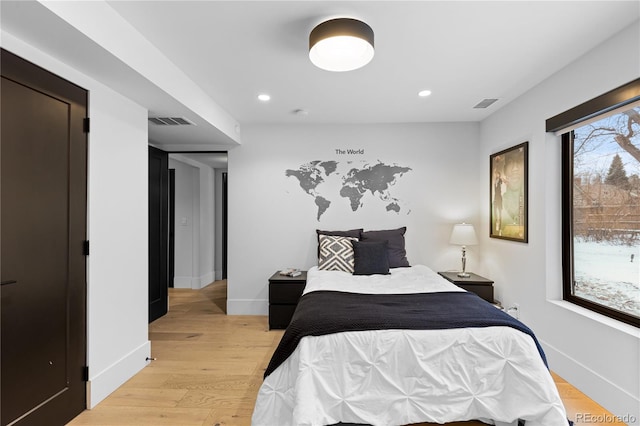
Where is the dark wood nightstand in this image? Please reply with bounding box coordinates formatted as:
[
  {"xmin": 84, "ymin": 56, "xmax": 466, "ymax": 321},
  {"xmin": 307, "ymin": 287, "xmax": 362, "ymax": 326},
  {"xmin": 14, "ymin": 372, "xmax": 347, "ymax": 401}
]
[
  {"xmin": 268, "ymin": 271, "xmax": 307, "ymax": 329},
  {"xmin": 437, "ymin": 271, "xmax": 494, "ymax": 303}
]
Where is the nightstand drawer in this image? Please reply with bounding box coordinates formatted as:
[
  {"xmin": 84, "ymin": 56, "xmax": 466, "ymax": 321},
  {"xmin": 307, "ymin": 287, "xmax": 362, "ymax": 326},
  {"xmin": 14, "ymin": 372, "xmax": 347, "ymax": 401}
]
[
  {"xmin": 269, "ymin": 282, "xmax": 305, "ymax": 304},
  {"xmin": 437, "ymin": 271, "xmax": 495, "ymax": 303},
  {"xmin": 269, "ymin": 305, "xmax": 298, "ymax": 329},
  {"xmin": 456, "ymin": 283, "xmax": 494, "ymax": 303}
]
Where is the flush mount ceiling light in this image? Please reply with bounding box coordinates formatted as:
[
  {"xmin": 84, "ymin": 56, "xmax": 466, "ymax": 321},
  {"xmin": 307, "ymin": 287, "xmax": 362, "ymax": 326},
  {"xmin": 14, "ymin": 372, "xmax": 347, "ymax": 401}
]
[{"xmin": 309, "ymin": 18, "xmax": 374, "ymax": 72}]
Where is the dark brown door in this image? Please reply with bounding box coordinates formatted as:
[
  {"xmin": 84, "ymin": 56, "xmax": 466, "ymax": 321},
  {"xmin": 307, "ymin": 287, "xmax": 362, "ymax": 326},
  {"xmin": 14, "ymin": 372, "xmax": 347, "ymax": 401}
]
[
  {"xmin": 148, "ymin": 146, "xmax": 169, "ymax": 323},
  {"xmin": 1, "ymin": 49, "xmax": 87, "ymax": 426}
]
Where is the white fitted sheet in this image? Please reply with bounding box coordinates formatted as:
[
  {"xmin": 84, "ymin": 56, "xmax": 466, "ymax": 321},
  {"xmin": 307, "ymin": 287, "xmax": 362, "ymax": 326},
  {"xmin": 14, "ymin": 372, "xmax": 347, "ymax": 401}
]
[
  {"xmin": 252, "ymin": 266, "xmax": 568, "ymax": 426},
  {"xmin": 302, "ymin": 264, "xmax": 465, "ymax": 295}
]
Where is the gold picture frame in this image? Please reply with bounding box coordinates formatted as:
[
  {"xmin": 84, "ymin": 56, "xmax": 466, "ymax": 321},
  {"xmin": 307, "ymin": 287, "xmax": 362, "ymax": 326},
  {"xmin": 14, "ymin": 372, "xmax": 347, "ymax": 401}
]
[{"xmin": 490, "ymin": 142, "xmax": 528, "ymax": 242}]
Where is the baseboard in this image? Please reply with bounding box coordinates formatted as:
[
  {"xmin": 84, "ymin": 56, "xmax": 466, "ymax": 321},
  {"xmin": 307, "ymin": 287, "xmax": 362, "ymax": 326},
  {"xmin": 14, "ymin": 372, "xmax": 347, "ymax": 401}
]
[
  {"xmin": 199, "ymin": 271, "xmax": 215, "ymax": 288},
  {"xmin": 173, "ymin": 276, "xmax": 194, "ymax": 289},
  {"xmin": 87, "ymin": 340, "xmax": 151, "ymax": 408},
  {"xmin": 174, "ymin": 272, "xmax": 215, "ymax": 290},
  {"xmin": 227, "ymin": 298, "xmax": 268, "ymax": 315},
  {"xmin": 541, "ymin": 339, "xmax": 639, "ymax": 425}
]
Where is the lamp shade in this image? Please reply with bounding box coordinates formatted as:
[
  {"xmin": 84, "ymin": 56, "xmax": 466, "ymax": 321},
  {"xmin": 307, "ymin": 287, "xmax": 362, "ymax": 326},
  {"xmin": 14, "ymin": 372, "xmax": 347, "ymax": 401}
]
[
  {"xmin": 309, "ymin": 18, "xmax": 374, "ymax": 72},
  {"xmin": 449, "ymin": 223, "xmax": 478, "ymax": 246}
]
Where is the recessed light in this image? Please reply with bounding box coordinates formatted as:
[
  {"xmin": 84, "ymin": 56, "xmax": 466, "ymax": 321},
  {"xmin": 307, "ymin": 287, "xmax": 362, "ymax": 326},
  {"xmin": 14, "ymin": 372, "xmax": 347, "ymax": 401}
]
[
  {"xmin": 258, "ymin": 94, "xmax": 271, "ymax": 102},
  {"xmin": 418, "ymin": 90, "xmax": 432, "ymax": 97}
]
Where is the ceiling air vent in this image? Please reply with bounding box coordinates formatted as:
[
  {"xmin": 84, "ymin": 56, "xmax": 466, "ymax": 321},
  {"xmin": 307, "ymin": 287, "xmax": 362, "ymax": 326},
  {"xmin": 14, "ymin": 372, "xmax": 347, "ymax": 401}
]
[
  {"xmin": 148, "ymin": 117, "xmax": 194, "ymax": 126},
  {"xmin": 473, "ymin": 98, "xmax": 499, "ymax": 109}
]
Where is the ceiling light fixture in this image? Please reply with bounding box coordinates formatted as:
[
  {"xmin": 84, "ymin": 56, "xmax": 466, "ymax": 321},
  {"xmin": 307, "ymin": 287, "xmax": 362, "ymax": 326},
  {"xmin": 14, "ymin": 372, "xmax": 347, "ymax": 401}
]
[
  {"xmin": 309, "ymin": 18, "xmax": 374, "ymax": 72},
  {"xmin": 258, "ymin": 94, "xmax": 271, "ymax": 102},
  {"xmin": 418, "ymin": 90, "xmax": 432, "ymax": 97}
]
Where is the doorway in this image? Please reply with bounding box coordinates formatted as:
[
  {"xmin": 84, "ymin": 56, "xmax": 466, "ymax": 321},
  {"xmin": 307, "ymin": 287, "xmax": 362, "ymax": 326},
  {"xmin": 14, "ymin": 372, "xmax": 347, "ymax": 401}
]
[
  {"xmin": 1, "ymin": 49, "xmax": 87, "ymax": 426},
  {"xmin": 148, "ymin": 146, "xmax": 169, "ymax": 323},
  {"xmin": 167, "ymin": 152, "xmax": 227, "ymax": 292}
]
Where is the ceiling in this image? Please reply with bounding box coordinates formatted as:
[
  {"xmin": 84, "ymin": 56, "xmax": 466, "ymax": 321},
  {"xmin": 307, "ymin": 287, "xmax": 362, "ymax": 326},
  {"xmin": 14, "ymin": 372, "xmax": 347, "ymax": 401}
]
[
  {"xmin": 171, "ymin": 152, "xmax": 229, "ymax": 170},
  {"xmin": 1, "ymin": 1, "xmax": 639, "ymax": 150}
]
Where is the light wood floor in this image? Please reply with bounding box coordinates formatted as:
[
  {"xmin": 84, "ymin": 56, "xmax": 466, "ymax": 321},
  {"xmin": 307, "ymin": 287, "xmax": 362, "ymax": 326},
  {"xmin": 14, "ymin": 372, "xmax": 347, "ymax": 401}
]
[{"xmin": 68, "ymin": 280, "xmax": 625, "ymax": 426}]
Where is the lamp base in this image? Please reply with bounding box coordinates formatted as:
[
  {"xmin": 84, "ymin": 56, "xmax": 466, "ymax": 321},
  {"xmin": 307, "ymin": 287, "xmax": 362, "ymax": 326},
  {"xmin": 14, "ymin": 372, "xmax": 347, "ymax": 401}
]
[{"xmin": 457, "ymin": 272, "xmax": 471, "ymax": 278}]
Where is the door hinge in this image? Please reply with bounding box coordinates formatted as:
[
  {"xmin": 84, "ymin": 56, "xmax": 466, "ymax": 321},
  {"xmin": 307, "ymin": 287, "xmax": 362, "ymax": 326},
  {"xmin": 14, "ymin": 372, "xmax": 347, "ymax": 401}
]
[
  {"xmin": 83, "ymin": 117, "xmax": 90, "ymax": 133},
  {"xmin": 83, "ymin": 240, "xmax": 89, "ymax": 256},
  {"xmin": 83, "ymin": 366, "xmax": 89, "ymax": 382}
]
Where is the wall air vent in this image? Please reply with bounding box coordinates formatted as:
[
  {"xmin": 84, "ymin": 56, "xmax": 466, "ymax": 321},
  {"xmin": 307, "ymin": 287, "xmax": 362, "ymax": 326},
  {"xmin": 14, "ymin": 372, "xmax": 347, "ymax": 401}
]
[
  {"xmin": 473, "ymin": 98, "xmax": 499, "ymax": 109},
  {"xmin": 148, "ymin": 117, "xmax": 195, "ymax": 126}
]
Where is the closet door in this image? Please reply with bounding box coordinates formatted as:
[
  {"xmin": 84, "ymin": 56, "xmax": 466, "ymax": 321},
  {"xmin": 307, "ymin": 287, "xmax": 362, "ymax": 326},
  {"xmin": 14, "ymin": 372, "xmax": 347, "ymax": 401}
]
[{"xmin": 1, "ymin": 49, "xmax": 87, "ymax": 426}]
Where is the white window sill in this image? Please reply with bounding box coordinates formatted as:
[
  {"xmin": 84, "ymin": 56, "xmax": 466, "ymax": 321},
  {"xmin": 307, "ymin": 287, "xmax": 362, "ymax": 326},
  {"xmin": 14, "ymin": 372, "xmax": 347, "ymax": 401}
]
[{"xmin": 548, "ymin": 300, "xmax": 639, "ymax": 338}]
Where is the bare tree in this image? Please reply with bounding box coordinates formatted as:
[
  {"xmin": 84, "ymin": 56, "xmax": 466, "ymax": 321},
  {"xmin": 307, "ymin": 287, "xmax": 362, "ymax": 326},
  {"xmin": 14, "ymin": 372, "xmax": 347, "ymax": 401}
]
[
  {"xmin": 579, "ymin": 107, "xmax": 640, "ymax": 161},
  {"xmin": 572, "ymin": 108, "xmax": 640, "ymax": 245},
  {"xmin": 616, "ymin": 109, "xmax": 640, "ymax": 163}
]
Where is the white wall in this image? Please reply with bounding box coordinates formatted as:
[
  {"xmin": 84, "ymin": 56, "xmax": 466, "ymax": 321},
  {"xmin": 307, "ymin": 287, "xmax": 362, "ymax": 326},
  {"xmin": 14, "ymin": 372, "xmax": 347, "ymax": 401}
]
[
  {"xmin": 198, "ymin": 165, "xmax": 215, "ymax": 286},
  {"xmin": 1, "ymin": 33, "xmax": 150, "ymax": 408},
  {"xmin": 479, "ymin": 21, "xmax": 640, "ymax": 422},
  {"xmin": 169, "ymin": 155, "xmax": 216, "ymax": 289},
  {"xmin": 169, "ymin": 157, "xmax": 199, "ymax": 288},
  {"xmin": 227, "ymin": 122, "xmax": 480, "ymax": 314}
]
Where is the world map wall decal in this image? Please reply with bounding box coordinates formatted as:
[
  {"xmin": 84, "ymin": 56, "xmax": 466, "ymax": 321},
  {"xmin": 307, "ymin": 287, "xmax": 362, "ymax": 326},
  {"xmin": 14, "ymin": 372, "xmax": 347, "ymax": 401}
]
[{"xmin": 285, "ymin": 160, "xmax": 412, "ymax": 221}]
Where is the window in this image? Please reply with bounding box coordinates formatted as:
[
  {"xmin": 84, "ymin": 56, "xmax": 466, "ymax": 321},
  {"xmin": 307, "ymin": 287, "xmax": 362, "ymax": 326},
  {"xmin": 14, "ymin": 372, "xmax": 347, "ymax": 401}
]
[{"xmin": 547, "ymin": 79, "xmax": 640, "ymax": 327}]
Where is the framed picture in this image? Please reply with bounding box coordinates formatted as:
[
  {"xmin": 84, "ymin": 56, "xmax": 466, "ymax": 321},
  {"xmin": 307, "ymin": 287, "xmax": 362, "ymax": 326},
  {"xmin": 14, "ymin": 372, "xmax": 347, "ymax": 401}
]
[{"xmin": 490, "ymin": 142, "xmax": 528, "ymax": 242}]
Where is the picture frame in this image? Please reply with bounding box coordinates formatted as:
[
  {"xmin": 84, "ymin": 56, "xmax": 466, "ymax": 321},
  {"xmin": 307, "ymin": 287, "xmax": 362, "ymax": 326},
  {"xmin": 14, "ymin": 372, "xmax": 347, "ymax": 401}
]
[{"xmin": 490, "ymin": 142, "xmax": 528, "ymax": 242}]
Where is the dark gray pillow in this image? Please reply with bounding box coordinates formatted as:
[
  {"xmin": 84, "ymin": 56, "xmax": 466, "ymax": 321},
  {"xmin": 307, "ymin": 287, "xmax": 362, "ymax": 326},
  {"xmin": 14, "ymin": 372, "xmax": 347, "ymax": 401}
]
[
  {"xmin": 317, "ymin": 228, "xmax": 363, "ymax": 240},
  {"xmin": 361, "ymin": 227, "xmax": 409, "ymax": 268},
  {"xmin": 352, "ymin": 240, "xmax": 390, "ymax": 275}
]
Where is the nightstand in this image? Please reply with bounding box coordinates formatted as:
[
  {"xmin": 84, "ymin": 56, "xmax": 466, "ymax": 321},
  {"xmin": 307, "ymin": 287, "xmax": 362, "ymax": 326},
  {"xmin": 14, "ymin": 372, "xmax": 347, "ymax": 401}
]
[
  {"xmin": 268, "ymin": 271, "xmax": 307, "ymax": 329},
  {"xmin": 437, "ymin": 271, "xmax": 494, "ymax": 303}
]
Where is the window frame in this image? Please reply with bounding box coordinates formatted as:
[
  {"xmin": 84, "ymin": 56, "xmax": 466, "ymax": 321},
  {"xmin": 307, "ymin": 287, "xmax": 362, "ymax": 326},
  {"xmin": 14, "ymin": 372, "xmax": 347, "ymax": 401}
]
[{"xmin": 547, "ymin": 78, "xmax": 640, "ymax": 328}]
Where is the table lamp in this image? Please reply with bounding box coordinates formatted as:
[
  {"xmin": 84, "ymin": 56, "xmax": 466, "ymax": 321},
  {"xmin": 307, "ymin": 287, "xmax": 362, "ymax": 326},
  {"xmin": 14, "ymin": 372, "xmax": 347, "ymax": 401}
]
[{"xmin": 449, "ymin": 223, "xmax": 478, "ymax": 277}]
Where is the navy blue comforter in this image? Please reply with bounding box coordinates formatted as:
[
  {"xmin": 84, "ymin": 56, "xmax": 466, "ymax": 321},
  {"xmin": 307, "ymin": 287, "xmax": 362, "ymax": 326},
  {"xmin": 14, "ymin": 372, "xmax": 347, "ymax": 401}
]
[{"xmin": 264, "ymin": 290, "xmax": 547, "ymax": 378}]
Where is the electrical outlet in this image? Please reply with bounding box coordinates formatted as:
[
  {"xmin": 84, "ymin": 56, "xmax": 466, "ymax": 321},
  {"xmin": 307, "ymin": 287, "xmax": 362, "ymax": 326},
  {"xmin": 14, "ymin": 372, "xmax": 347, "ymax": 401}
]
[{"xmin": 507, "ymin": 303, "xmax": 520, "ymax": 319}]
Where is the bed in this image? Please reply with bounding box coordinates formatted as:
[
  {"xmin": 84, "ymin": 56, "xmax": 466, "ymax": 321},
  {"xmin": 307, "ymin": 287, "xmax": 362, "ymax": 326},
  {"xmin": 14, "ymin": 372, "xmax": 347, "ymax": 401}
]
[{"xmin": 251, "ymin": 229, "xmax": 569, "ymax": 426}]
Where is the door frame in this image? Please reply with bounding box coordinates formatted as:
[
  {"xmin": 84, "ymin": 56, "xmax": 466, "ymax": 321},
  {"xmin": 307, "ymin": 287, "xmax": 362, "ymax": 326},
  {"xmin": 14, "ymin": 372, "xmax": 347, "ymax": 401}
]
[
  {"xmin": 148, "ymin": 146, "xmax": 169, "ymax": 323},
  {"xmin": 168, "ymin": 169, "xmax": 176, "ymax": 288}
]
